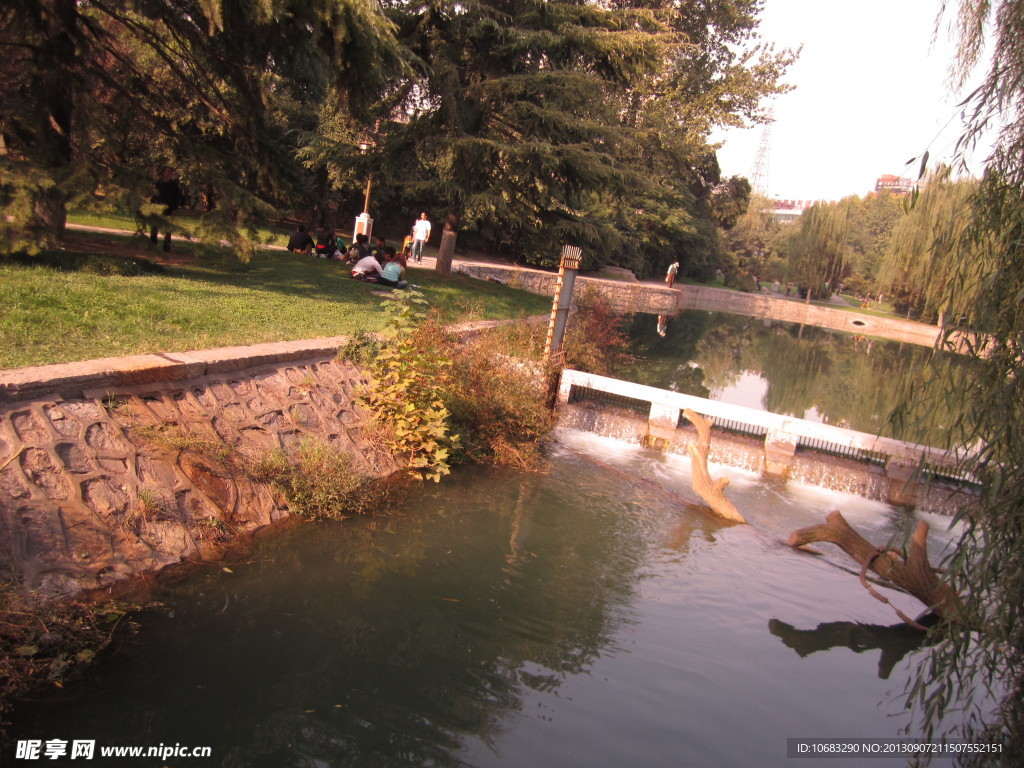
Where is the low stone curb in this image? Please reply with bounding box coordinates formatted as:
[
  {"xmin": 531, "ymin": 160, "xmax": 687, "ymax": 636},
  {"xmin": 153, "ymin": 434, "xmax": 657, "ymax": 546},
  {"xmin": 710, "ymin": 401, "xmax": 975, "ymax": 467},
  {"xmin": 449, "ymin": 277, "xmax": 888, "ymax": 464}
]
[{"xmin": 0, "ymin": 337, "xmax": 351, "ymax": 404}]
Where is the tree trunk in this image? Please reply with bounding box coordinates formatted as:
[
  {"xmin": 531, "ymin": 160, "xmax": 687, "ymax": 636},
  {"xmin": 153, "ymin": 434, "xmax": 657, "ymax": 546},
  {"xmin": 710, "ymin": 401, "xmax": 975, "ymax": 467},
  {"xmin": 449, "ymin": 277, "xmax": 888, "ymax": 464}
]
[
  {"xmin": 29, "ymin": 0, "xmax": 79, "ymax": 243},
  {"xmin": 788, "ymin": 510, "xmax": 963, "ymax": 625},
  {"xmin": 682, "ymin": 409, "xmax": 746, "ymax": 524},
  {"xmin": 435, "ymin": 209, "xmax": 460, "ymax": 274},
  {"xmin": 435, "ymin": 229, "xmax": 457, "ymax": 274},
  {"xmin": 33, "ymin": 191, "xmax": 68, "ymax": 239}
]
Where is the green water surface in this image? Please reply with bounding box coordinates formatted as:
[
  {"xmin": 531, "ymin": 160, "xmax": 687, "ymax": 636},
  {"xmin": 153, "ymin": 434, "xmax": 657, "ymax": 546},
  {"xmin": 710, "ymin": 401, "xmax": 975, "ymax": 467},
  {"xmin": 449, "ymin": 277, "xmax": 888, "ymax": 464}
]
[{"xmin": 9, "ymin": 438, "xmax": 954, "ymax": 767}]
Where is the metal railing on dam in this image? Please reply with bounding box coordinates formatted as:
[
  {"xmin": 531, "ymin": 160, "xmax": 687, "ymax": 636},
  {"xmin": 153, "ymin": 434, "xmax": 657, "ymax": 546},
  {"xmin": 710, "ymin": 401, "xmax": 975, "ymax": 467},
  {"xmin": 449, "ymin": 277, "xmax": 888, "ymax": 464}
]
[{"xmin": 556, "ymin": 369, "xmax": 979, "ymax": 511}]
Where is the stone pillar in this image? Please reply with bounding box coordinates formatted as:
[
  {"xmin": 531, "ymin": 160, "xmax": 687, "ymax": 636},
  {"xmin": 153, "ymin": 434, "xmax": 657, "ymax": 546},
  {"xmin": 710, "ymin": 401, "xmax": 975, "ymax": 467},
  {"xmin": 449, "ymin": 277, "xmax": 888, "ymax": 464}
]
[
  {"xmin": 648, "ymin": 403, "xmax": 680, "ymax": 444},
  {"xmin": 353, "ymin": 212, "xmax": 373, "ymax": 243},
  {"xmin": 763, "ymin": 429, "xmax": 798, "ymax": 477},
  {"xmin": 435, "ymin": 229, "xmax": 457, "ymax": 274},
  {"xmin": 885, "ymin": 459, "xmax": 921, "ymax": 507}
]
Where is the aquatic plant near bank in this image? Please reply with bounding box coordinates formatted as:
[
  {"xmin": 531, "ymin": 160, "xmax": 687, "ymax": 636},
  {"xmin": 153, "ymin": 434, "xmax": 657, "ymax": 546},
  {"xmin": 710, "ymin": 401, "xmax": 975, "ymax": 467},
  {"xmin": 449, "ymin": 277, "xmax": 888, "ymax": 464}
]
[{"xmin": 252, "ymin": 443, "xmax": 379, "ymax": 520}]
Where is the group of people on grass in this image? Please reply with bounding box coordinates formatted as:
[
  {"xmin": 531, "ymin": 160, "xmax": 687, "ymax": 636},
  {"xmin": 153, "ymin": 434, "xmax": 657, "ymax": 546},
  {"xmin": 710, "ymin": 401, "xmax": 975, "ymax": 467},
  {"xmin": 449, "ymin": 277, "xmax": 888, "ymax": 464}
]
[{"xmin": 287, "ymin": 213, "xmax": 433, "ymax": 290}]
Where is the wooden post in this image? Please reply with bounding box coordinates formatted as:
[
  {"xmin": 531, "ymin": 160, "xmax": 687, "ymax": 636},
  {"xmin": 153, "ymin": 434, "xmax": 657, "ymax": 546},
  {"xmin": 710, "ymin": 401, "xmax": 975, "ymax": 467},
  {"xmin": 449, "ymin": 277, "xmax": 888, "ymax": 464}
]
[{"xmin": 544, "ymin": 245, "xmax": 583, "ymax": 361}]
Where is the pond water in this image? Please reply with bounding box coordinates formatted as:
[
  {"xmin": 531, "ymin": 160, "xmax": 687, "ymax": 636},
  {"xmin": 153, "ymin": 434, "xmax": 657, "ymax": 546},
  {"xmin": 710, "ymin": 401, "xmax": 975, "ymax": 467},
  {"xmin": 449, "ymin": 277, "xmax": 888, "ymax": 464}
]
[
  {"xmin": 10, "ymin": 433, "xmax": 960, "ymax": 767},
  {"xmin": 620, "ymin": 311, "xmax": 976, "ymax": 446}
]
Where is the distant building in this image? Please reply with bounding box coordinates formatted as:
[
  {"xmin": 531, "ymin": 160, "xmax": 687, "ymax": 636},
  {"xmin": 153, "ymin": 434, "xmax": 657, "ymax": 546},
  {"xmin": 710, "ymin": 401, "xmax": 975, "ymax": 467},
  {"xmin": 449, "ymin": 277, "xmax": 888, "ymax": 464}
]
[
  {"xmin": 875, "ymin": 174, "xmax": 915, "ymax": 195},
  {"xmin": 768, "ymin": 199, "xmax": 832, "ymax": 223},
  {"xmin": 772, "ymin": 206, "xmax": 803, "ymax": 223}
]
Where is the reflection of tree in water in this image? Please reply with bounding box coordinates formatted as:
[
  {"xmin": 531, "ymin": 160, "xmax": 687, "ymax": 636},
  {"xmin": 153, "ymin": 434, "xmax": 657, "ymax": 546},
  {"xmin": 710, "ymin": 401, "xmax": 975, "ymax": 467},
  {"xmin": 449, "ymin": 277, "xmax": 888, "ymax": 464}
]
[
  {"xmin": 620, "ymin": 311, "xmax": 977, "ymax": 445},
  {"xmin": 692, "ymin": 320, "xmax": 756, "ymax": 393},
  {"xmin": 748, "ymin": 327, "xmax": 974, "ymax": 445},
  {"xmin": 768, "ymin": 617, "xmax": 936, "ymax": 680},
  {"xmin": 13, "ymin": 462, "xmax": 656, "ymax": 767},
  {"xmin": 621, "ymin": 311, "xmax": 713, "ymax": 396}
]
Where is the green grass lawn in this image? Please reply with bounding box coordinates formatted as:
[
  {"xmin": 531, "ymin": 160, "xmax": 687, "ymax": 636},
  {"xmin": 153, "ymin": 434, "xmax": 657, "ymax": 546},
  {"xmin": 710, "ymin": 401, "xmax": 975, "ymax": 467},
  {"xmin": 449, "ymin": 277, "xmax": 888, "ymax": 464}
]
[{"xmin": 0, "ymin": 232, "xmax": 551, "ymax": 369}]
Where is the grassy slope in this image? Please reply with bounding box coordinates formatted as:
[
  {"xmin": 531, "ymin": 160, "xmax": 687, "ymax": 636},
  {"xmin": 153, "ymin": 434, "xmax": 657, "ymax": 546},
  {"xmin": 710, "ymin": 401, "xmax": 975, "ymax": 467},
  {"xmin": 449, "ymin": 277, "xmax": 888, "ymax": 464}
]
[{"xmin": 0, "ymin": 233, "xmax": 550, "ymax": 369}]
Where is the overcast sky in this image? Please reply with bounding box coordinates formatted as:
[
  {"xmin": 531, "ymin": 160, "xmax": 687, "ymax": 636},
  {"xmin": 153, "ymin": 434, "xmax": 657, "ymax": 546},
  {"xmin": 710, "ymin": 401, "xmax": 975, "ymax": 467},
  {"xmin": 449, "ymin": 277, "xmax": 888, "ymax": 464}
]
[{"xmin": 712, "ymin": 0, "xmax": 987, "ymax": 203}]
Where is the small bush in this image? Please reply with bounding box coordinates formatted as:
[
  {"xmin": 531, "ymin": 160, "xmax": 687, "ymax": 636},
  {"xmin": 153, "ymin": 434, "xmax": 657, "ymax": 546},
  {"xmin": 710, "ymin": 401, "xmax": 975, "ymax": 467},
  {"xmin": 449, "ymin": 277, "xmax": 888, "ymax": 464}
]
[
  {"xmin": 260, "ymin": 442, "xmax": 376, "ymax": 520},
  {"xmin": 358, "ymin": 292, "xmax": 460, "ymax": 483},
  {"xmin": 337, "ymin": 332, "xmax": 383, "ymax": 367},
  {"xmin": 562, "ymin": 291, "xmax": 636, "ymax": 375},
  {"xmin": 443, "ymin": 336, "xmax": 556, "ymax": 469}
]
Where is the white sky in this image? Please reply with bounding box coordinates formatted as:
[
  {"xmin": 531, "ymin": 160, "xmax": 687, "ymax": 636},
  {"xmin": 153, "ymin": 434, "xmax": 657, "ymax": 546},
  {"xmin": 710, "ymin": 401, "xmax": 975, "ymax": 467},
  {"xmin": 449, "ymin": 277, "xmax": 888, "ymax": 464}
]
[{"xmin": 712, "ymin": 0, "xmax": 987, "ymax": 203}]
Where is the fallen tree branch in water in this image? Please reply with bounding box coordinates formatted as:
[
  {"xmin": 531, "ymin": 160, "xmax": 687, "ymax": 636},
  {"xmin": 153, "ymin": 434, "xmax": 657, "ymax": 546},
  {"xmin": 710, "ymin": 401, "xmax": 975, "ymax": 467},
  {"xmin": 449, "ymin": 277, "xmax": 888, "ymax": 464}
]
[{"xmin": 788, "ymin": 510, "xmax": 963, "ymax": 626}]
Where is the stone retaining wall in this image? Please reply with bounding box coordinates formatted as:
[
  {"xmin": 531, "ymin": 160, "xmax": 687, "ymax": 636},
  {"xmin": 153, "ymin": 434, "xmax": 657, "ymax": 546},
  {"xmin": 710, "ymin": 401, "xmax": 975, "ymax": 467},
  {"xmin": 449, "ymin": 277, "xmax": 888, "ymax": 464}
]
[
  {"xmin": 0, "ymin": 338, "xmax": 401, "ymax": 599},
  {"xmin": 454, "ymin": 264, "xmax": 679, "ymax": 314},
  {"xmin": 453, "ymin": 263, "xmax": 943, "ymax": 347},
  {"xmin": 680, "ymin": 286, "xmax": 942, "ymax": 347}
]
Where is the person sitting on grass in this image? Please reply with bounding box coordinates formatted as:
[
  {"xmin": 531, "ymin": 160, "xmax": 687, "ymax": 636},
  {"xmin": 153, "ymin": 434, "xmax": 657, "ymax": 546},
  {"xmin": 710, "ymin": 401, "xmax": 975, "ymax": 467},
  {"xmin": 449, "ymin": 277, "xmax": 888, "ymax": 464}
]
[
  {"xmin": 351, "ymin": 252, "xmax": 383, "ymax": 281},
  {"xmin": 370, "ymin": 235, "xmax": 388, "ymax": 262},
  {"xmin": 378, "ymin": 248, "xmax": 408, "ymax": 289},
  {"xmin": 315, "ymin": 227, "xmax": 339, "ymax": 259},
  {"xmin": 287, "ymin": 224, "xmax": 314, "ymax": 255},
  {"xmin": 344, "ymin": 233, "xmax": 370, "ymax": 262}
]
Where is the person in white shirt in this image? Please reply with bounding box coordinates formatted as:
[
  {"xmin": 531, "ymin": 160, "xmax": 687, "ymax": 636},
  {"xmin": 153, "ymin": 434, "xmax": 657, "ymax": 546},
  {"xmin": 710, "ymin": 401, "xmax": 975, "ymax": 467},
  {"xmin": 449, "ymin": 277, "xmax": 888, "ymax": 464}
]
[
  {"xmin": 411, "ymin": 212, "xmax": 431, "ymax": 263},
  {"xmin": 665, "ymin": 260, "xmax": 679, "ymax": 287},
  {"xmin": 351, "ymin": 254, "xmax": 383, "ymax": 281}
]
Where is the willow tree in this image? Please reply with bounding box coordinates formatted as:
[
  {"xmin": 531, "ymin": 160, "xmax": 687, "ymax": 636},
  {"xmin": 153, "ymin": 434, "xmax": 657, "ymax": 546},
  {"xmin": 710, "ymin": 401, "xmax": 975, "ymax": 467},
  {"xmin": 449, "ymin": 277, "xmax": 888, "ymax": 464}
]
[
  {"xmin": 0, "ymin": 0, "xmax": 404, "ymax": 253},
  {"xmin": 877, "ymin": 172, "xmax": 985, "ymax": 324},
  {"xmin": 904, "ymin": 2, "xmax": 1024, "ymax": 762},
  {"xmin": 785, "ymin": 199, "xmax": 852, "ymax": 302}
]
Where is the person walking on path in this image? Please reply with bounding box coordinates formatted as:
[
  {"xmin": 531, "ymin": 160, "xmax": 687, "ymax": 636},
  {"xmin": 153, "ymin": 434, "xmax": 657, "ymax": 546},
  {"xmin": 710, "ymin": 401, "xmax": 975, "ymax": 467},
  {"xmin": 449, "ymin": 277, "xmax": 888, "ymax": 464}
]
[
  {"xmin": 411, "ymin": 212, "xmax": 431, "ymax": 263},
  {"xmin": 665, "ymin": 260, "xmax": 680, "ymax": 288}
]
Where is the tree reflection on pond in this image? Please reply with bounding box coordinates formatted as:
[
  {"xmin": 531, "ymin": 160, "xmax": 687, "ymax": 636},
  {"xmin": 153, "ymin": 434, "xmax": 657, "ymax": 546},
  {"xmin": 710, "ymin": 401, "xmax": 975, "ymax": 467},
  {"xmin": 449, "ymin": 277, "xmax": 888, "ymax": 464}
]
[{"xmin": 621, "ymin": 310, "xmax": 979, "ymax": 447}]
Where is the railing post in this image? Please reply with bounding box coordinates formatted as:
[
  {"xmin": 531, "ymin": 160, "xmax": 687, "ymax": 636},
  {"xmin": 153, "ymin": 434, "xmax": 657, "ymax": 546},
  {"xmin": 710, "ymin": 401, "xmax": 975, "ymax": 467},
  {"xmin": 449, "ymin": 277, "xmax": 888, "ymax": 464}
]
[{"xmin": 884, "ymin": 459, "xmax": 921, "ymax": 507}]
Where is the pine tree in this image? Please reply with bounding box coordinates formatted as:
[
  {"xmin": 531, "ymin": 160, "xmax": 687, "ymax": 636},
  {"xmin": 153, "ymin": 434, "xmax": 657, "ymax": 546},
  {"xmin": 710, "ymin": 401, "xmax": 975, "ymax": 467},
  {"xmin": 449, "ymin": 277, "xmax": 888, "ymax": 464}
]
[
  {"xmin": 0, "ymin": 0, "xmax": 405, "ymax": 253},
  {"xmin": 377, "ymin": 0, "xmax": 794, "ymax": 271}
]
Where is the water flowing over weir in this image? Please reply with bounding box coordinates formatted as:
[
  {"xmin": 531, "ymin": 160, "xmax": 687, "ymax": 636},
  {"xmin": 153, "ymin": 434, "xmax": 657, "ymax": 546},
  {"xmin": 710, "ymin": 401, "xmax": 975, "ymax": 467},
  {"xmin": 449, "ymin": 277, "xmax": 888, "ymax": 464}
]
[{"xmin": 555, "ymin": 369, "xmax": 978, "ymax": 516}]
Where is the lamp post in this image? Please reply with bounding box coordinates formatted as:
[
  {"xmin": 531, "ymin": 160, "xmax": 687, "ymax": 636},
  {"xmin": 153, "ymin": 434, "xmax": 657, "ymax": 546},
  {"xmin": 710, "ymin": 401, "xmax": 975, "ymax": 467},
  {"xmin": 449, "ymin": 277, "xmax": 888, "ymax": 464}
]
[{"xmin": 353, "ymin": 131, "xmax": 377, "ymax": 242}]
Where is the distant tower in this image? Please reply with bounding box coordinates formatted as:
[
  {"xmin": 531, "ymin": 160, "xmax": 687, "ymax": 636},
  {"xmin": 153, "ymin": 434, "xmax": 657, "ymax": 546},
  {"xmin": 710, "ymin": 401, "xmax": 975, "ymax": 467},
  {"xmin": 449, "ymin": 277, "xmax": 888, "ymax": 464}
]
[{"xmin": 749, "ymin": 106, "xmax": 775, "ymax": 197}]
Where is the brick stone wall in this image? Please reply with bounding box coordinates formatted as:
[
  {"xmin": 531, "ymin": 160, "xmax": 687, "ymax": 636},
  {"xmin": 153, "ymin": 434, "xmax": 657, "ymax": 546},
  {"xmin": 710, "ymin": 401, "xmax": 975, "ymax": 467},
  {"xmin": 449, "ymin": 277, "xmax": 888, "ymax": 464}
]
[{"xmin": 0, "ymin": 346, "xmax": 399, "ymax": 599}]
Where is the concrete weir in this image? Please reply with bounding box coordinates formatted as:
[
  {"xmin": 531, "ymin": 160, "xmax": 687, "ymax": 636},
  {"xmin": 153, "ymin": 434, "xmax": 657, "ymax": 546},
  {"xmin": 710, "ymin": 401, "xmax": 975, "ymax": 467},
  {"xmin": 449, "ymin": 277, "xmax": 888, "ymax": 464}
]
[{"xmin": 556, "ymin": 369, "xmax": 978, "ymax": 515}]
